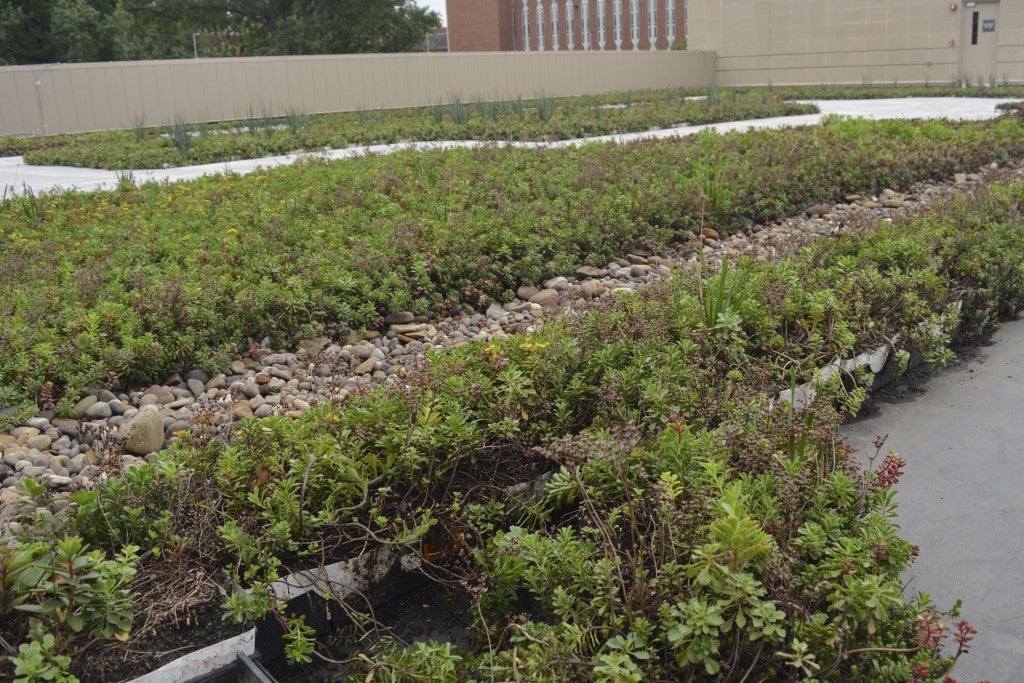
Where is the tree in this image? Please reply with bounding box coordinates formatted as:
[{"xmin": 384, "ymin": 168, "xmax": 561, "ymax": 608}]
[
  {"xmin": 180, "ymin": 0, "xmax": 442, "ymax": 56},
  {"xmin": 0, "ymin": 0, "xmax": 441, "ymax": 65},
  {"xmin": 0, "ymin": 1, "xmax": 53, "ymax": 64},
  {"xmin": 50, "ymin": 0, "xmax": 108, "ymax": 63}
]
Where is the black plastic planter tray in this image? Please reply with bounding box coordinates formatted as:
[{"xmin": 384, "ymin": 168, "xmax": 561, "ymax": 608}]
[
  {"xmin": 189, "ymin": 651, "xmax": 277, "ymax": 683},
  {"xmin": 129, "ymin": 546, "xmax": 423, "ymax": 683}
]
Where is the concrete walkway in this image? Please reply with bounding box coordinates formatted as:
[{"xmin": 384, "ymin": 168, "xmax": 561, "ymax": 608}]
[
  {"xmin": 844, "ymin": 318, "xmax": 1024, "ymax": 681},
  {"xmin": 1, "ymin": 97, "xmax": 1017, "ymax": 197}
]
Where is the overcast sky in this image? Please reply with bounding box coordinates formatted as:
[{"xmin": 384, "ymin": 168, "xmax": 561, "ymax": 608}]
[{"xmin": 418, "ymin": 0, "xmax": 448, "ymax": 26}]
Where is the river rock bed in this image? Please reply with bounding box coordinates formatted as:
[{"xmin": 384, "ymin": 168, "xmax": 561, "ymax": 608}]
[{"xmin": 1, "ymin": 161, "xmax": 1018, "ymax": 531}]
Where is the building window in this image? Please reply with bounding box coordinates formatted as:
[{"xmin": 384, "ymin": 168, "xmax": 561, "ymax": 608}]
[
  {"xmin": 630, "ymin": 0, "xmax": 639, "ymax": 49},
  {"xmin": 597, "ymin": 0, "xmax": 606, "ymax": 48},
  {"xmin": 648, "ymin": 0, "xmax": 657, "ymax": 49},
  {"xmin": 971, "ymin": 11, "xmax": 979, "ymax": 45},
  {"xmin": 522, "ymin": 0, "xmax": 531, "ymax": 50},
  {"xmin": 582, "ymin": 0, "xmax": 591, "ymax": 50},
  {"xmin": 567, "ymin": 1, "xmax": 575, "ymax": 49}
]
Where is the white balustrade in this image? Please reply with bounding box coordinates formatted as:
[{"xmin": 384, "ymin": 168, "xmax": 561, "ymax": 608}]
[
  {"xmin": 567, "ymin": 1, "xmax": 575, "ymax": 50},
  {"xmin": 552, "ymin": 0, "xmax": 560, "ymax": 50},
  {"xmin": 630, "ymin": 0, "xmax": 639, "ymax": 50},
  {"xmin": 522, "ymin": 0, "xmax": 531, "ymax": 50},
  {"xmin": 582, "ymin": 0, "xmax": 591, "ymax": 50},
  {"xmin": 537, "ymin": 1, "xmax": 545, "ymax": 50},
  {"xmin": 648, "ymin": 0, "xmax": 657, "ymax": 49},
  {"xmin": 667, "ymin": 0, "xmax": 676, "ymax": 46}
]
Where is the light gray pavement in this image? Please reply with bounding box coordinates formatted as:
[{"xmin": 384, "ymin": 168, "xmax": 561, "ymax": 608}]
[
  {"xmin": 1, "ymin": 97, "xmax": 1017, "ymax": 197},
  {"xmin": 844, "ymin": 318, "xmax": 1024, "ymax": 681}
]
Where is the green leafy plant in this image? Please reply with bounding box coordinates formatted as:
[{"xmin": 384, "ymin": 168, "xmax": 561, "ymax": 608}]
[
  {"xmin": 283, "ymin": 106, "xmax": 308, "ymax": 134},
  {"xmin": 448, "ymin": 93, "xmax": 469, "ymax": 125},
  {"xmin": 535, "ymin": 91, "xmax": 557, "ymax": 123},
  {"xmin": 12, "ymin": 632, "xmax": 75, "ymax": 683},
  {"xmin": 1, "ymin": 536, "xmax": 138, "ymax": 682},
  {"xmin": 130, "ymin": 114, "xmax": 146, "ymax": 142},
  {"xmin": 168, "ymin": 117, "xmax": 192, "ymax": 154}
]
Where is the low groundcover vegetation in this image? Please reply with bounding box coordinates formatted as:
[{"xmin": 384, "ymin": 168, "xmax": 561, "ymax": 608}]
[
  {"xmin": 3, "ymin": 84, "xmax": 1023, "ymax": 172},
  {"xmin": 2, "ymin": 114, "xmax": 1024, "ymax": 428},
  {"xmin": 0, "ymin": 89, "xmax": 816, "ymax": 169},
  {"xmin": 3, "ymin": 177, "xmax": 1022, "ymax": 681}
]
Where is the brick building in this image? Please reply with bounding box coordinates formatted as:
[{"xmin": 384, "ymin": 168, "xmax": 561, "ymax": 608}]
[{"xmin": 446, "ymin": 0, "xmax": 686, "ymax": 52}]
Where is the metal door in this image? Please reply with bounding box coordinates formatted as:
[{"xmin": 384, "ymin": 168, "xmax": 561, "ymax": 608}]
[{"xmin": 959, "ymin": 1, "xmax": 1000, "ymax": 85}]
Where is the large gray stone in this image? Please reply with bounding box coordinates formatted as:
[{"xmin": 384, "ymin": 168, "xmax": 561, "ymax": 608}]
[
  {"xmin": 575, "ymin": 265, "xmax": 609, "ymax": 279},
  {"xmin": 516, "ymin": 285, "xmax": 540, "ymax": 301},
  {"xmin": 543, "ymin": 276, "xmax": 570, "ymax": 292},
  {"xmin": 25, "ymin": 435, "xmax": 52, "ymax": 452},
  {"xmin": 119, "ymin": 406, "xmax": 165, "ymax": 456},
  {"xmin": 185, "ymin": 369, "xmax": 210, "ymax": 384},
  {"xmin": 528, "ymin": 289, "xmax": 560, "ymax": 306},
  {"xmin": 354, "ymin": 357, "xmax": 377, "ymax": 375},
  {"xmin": 296, "ymin": 337, "xmax": 332, "ymax": 354},
  {"xmin": 187, "ymin": 378, "xmax": 206, "ymax": 398},
  {"xmin": 383, "ymin": 312, "xmax": 415, "ymax": 325},
  {"xmin": 390, "ymin": 323, "xmax": 427, "ymax": 335},
  {"xmin": 25, "ymin": 417, "xmax": 52, "ymax": 431},
  {"xmin": 486, "ymin": 303, "xmax": 506, "ymax": 321},
  {"xmin": 227, "ymin": 401, "xmax": 254, "ymax": 420},
  {"xmin": 70, "ymin": 395, "xmax": 97, "ymax": 419},
  {"xmin": 52, "ymin": 419, "xmax": 79, "ymax": 438},
  {"xmin": 84, "ymin": 401, "xmax": 112, "ymax": 420},
  {"xmin": 144, "ymin": 385, "xmax": 176, "ymax": 404}
]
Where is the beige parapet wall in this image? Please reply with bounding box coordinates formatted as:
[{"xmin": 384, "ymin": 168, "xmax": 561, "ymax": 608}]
[
  {"xmin": 688, "ymin": 0, "xmax": 1024, "ymax": 87},
  {"xmin": 0, "ymin": 51, "xmax": 716, "ymax": 137}
]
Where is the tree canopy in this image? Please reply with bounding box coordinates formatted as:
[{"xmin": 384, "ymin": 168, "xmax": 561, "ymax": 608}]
[{"xmin": 0, "ymin": 0, "xmax": 441, "ymax": 65}]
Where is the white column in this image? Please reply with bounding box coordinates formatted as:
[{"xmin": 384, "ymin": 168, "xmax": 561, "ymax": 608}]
[
  {"xmin": 613, "ymin": 0, "xmax": 623, "ymax": 50},
  {"xmin": 630, "ymin": 0, "xmax": 639, "ymax": 50},
  {"xmin": 567, "ymin": 1, "xmax": 575, "ymax": 50},
  {"xmin": 581, "ymin": 0, "xmax": 591, "ymax": 50},
  {"xmin": 522, "ymin": 0, "xmax": 531, "ymax": 51},
  {"xmin": 597, "ymin": 0, "xmax": 606, "ymax": 50},
  {"xmin": 537, "ymin": 0, "xmax": 545, "ymax": 50},
  {"xmin": 552, "ymin": 0, "xmax": 560, "ymax": 51},
  {"xmin": 648, "ymin": 0, "xmax": 657, "ymax": 49},
  {"xmin": 666, "ymin": 0, "xmax": 676, "ymax": 47}
]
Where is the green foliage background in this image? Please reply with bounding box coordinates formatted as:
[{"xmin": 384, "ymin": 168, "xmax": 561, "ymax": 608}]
[{"xmin": 0, "ymin": 0, "xmax": 440, "ymax": 65}]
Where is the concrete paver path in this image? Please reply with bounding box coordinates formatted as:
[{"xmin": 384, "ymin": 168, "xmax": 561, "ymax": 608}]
[
  {"xmin": 845, "ymin": 318, "xmax": 1024, "ymax": 681},
  {"xmin": 1, "ymin": 97, "xmax": 1017, "ymax": 197}
]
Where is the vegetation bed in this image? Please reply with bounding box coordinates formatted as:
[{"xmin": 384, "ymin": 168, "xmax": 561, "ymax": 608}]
[
  {"xmin": 0, "ymin": 90, "xmax": 817, "ymax": 170},
  {"xmin": 5, "ymin": 84, "xmax": 1024, "ymax": 172},
  {"xmin": 766, "ymin": 83, "xmax": 1024, "ymax": 100},
  {"xmin": 4, "ymin": 175, "xmax": 1023, "ymax": 680},
  {"xmin": 3, "ymin": 115, "xmax": 1024, "ymax": 423}
]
